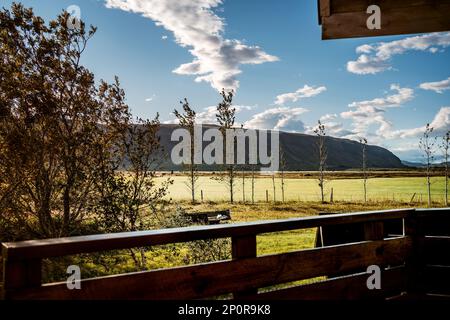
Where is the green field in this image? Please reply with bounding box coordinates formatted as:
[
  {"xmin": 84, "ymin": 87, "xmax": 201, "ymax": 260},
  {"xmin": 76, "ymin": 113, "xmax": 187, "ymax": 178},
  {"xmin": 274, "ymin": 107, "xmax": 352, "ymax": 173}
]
[{"xmin": 157, "ymin": 175, "xmax": 448, "ymax": 204}]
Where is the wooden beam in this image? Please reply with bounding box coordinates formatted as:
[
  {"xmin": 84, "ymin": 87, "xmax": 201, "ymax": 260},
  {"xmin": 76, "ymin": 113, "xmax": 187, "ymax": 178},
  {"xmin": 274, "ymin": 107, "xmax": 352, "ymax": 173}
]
[
  {"xmin": 251, "ymin": 266, "xmax": 407, "ymax": 300},
  {"xmin": 5, "ymin": 238, "xmax": 411, "ymax": 300},
  {"xmin": 330, "ymin": 0, "xmax": 450, "ymax": 14},
  {"xmin": 2, "ymin": 209, "xmax": 413, "ymax": 261},
  {"xmin": 321, "ymin": 3, "xmax": 450, "ymax": 40}
]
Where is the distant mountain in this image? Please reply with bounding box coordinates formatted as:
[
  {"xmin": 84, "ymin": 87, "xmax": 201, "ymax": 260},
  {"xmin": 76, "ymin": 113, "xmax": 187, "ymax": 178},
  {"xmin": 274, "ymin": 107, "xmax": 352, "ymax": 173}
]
[
  {"xmin": 402, "ymin": 160, "xmax": 449, "ymax": 168},
  {"xmin": 401, "ymin": 160, "xmax": 426, "ymax": 168},
  {"xmin": 155, "ymin": 124, "xmax": 405, "ymax": 171}
]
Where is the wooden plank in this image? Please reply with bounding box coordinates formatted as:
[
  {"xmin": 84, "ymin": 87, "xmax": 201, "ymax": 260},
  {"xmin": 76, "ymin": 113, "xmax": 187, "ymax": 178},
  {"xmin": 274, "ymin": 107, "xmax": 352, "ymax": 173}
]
[
  {"xmin": 232, "ymin": 235, "xmax": 257, "ymax": 298},
  {"xmin": 329, "ymin": 0, "xmax": 450, "ymax": 14},
  {"xmin": 424, "ymin": 236, "xmax": 450, "ymax": 265},
  {"xmin": 364, "ymin": 221, "xmax": 384, "ymax": 241},
  {"xmin": 404, "ymin": 211, "xmax": 425, "ymax": 296},
  {"xmin": 251, "ymin": 266, "xmax": 407, "ymax": 300},
  {"xmin": 322, "ymin": 4, "xmax": 450, "ymax": 40},
  {"xmin": 2, "ymin": 209, "xmax": 413, "ymax": 261},
  {"xmin": 320, "ymin": 0, "xmax": 331, "ymax": 17},
  {"xmin": 1, "ymin": 259, "xmax": 41, "ymax": 299},
  {"xmin": 6, "ymin": 238, "xmax": 411, "ymax": 300}
]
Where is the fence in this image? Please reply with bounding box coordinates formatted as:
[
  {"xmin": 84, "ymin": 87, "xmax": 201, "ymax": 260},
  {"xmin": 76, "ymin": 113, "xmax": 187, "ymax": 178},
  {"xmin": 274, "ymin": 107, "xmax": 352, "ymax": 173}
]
[{"xmin": 1, "ymin": 208, "xmax": 449, "ymax": 300}]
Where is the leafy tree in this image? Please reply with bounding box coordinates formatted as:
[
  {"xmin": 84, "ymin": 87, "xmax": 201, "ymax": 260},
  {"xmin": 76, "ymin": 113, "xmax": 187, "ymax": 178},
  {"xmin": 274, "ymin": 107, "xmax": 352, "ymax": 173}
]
[
  {"xmin": 0, "ymin": 4, "xmax": 168, "ymax": 243},
  {"xmin": 0, "ymin": 4, "xmax": 131, "ymax": 239},
  {"xmin": 174, "ymin": 99, "xmax": 198, "ymax": 204},
  {"xmin": 95, "ymin": 117, "xmax": 173, "ymax": 269},
  {"xmin": 214, "ymin": 89, "xmax": 237, "ymax": 203}
]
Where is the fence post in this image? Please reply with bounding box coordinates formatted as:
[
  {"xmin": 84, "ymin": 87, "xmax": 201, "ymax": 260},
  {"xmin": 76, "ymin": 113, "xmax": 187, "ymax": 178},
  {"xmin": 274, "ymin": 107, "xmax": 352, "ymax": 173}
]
[
  {"xmin": 231, "ymin": 235, "xmax": 257, "ymax": 299},
  {"xmin": 1, "ymin": 245, "xmax": 42, "ymax": 300},
  {"xmin": 201, "ymin": 190, "xmax": 204, "ymax": 203},
  {"xmin": 404, "ymin": 209, "xmax": 425, "ymax": 298}
]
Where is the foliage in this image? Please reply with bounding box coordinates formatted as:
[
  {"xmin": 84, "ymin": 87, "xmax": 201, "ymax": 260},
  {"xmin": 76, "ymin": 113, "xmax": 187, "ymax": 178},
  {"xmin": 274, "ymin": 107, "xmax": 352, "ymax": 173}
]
[
  {"xmin": 212, "ymin": 89, "xmax": 237, "ymax": 203},
  {"xmin": 174, "ymin": 99, "xmax": 198, "ymax": 204}
]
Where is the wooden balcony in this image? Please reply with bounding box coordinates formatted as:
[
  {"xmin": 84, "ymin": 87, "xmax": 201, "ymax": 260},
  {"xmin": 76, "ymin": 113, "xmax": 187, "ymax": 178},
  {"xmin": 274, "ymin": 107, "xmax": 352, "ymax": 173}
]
[{"xmin": 1, "ymin": 208, "xmax": 449, "ymax": 300}]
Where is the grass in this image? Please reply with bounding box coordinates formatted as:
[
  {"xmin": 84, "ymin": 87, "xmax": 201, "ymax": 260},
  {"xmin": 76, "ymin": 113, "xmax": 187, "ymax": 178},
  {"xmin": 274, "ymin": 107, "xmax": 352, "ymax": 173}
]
[
  {"xmin": 179, "ymin": 200, "xmax": 423, "ymax": 255},
  {"xmin": 157, "ymin": 175, "xmax": 448, "ymax": 203}
]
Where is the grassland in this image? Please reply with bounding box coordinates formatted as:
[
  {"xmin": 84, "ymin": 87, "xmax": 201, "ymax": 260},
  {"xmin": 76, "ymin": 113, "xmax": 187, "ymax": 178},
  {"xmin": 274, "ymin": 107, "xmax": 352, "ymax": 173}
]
[
  {"xmin": 41, "ymin": 172, "xmax": 449, "ymax": 282},
  {"xmin": 157, "ymin": 174, "xmax": 448, "ymax": 204}
]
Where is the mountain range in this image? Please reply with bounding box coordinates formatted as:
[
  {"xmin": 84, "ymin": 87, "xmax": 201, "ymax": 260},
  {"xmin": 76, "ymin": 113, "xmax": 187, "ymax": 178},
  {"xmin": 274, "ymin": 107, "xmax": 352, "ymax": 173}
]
[{"xmin": 155, "ymin": 124, "xmax": 405, "ymax": 171}]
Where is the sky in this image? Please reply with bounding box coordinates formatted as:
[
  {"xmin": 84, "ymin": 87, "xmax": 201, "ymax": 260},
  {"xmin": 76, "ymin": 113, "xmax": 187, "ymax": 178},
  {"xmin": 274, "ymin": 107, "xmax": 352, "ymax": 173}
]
[{"xmin": 3, "ymin": 0, "xmax": 450, "ymax": 162}]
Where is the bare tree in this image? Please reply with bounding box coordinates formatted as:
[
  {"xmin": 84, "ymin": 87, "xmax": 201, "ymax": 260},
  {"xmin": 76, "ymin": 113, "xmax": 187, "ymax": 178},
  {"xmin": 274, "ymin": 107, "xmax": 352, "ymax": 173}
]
[
  {"xmin": 442, "ymin": 131, "xmax": 449, "ymax": 206},
  {"xmin": 214, "ymin": 89, "xmax": 236, "ymax": 203},
  {"xmin": 251, "ymin": 166, "xmax": 256, "ymax": 204},
  {"xmin": 359, "ymin": 138, "xmax": 368, "ymax": 203},
  {"xmin": 280, "ymin": 147, "xmax": 287, "ymax": 203},
  {"xmin": 241, "ymin": 169, "xmax": 246, "ymax": 203},
  {"xmin": 419, "ymin": 124, "xmax": 436, "ymax": 207},
  {"xmin": 174, "ymin": 99, "xmax": 198, "ymax": 204},
  {"xmin": 314, "ymin": 121, "xmax": 327, "ymax": 203},
  {"xmin": 272, "ymin": 173, "xmax": 276, "ymax": 203}
]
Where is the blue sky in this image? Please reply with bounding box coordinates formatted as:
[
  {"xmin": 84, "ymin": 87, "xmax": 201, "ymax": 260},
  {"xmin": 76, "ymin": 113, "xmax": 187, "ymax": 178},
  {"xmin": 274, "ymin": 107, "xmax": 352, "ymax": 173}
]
[{"xmin": 4, "ymin": 0, "xmax": 450, "ymax": 161}]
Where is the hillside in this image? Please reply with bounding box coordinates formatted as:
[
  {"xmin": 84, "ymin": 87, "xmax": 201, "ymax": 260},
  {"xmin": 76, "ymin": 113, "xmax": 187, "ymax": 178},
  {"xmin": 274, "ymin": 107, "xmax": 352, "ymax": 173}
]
[{"xmin": 156, "ymin": 124, "xmax": 405, "ymax": 171}]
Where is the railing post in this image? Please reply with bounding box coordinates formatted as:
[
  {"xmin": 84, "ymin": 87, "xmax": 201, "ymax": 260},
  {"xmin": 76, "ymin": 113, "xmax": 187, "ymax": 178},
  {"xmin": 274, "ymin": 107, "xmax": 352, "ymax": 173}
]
[
  {"xmin": 231, "ymin": 235, "xmax": 257, "ymax": 299},
  {"xmin": 1, "ymin": 245, "xmax": 41, "ymax": 300},
  {"xmin": 404, "ymin": 209, "xmax": 425, "ymax": 298},
  {"xmin": 363, "ymin": 221, "xmax": 384, "ymax": 241}
]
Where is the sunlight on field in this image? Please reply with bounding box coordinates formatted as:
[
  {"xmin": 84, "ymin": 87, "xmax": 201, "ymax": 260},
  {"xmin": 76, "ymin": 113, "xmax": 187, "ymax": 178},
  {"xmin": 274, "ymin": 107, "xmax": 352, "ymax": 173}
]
[{"xmin": 156, "ymin": 175, "xmax": 447, "ymax": 203}]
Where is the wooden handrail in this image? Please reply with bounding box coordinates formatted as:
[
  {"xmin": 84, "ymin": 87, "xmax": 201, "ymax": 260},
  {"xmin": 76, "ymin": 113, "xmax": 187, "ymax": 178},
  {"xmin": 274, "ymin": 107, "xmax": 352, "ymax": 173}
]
[
  {"xmin": 2, "ymin": 208, "xmax": 449, "ymax": 300},
  {"xmin": 2, "ymin": 208, "xmax": 413, "ymax": 261}
]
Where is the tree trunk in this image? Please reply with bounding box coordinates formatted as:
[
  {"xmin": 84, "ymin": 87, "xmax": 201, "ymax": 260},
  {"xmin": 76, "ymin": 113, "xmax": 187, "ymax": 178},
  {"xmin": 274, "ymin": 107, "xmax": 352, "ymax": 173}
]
[
  {"xmin": 191, "ymin": 168, "xmax": 195, "ymax": 204},
  {"xmin": 445, "ymin": 157, "xmax": 448, "ymax": 206},
  {"xmin": 251, "ymin": 167, "xmax": 255, "ymax": 204}
]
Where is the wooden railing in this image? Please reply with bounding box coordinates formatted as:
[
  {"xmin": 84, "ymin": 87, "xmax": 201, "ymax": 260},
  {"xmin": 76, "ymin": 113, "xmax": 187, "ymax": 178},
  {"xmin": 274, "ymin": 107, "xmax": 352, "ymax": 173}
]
[{"xmin": 1, "ymin": 208, "xmax": 449, "ymax": 300}]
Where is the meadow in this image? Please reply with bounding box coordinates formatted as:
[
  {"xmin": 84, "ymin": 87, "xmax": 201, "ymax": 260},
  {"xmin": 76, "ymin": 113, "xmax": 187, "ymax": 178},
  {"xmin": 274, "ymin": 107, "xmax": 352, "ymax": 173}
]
[{"xmin": 157, "ymin": 174, "xmax": 448, "ymax": 204}]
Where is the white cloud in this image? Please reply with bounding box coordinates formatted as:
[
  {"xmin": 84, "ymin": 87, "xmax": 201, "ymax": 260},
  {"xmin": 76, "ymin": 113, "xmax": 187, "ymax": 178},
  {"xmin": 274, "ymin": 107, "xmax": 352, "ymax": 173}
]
[
  {"xmin": 306, "ymin": 113, "xmax": 353, "ymax": 137},
  {"xmin": 390, "ymin": 107, "xmax": 450, "ymax": 139},
  {"xmin": 105, "ymin": 0, "xmax": 278, "ymax": 91},
  {"xmin": 420, "ymin": 77, "xmax": 450, "ymax": 94},
  {"xmin": 145, "ymin": 94, "xmax": 156, "ymax": 102},
  {"xmin": 274, "ymin": 85, "xmax": 327, "ymax": 105},
  {"xmin": 349, "ymin": 84, "xmax": 414, "ymax": 109},
  {"xmin": 164, "ymin": 104, "xmax": 254, "ymax": 125},
  {"xmin": 341, "ymin": 85, "xmax": 414, "ymax": 140},
  {"xmin": 244, "ymin": 107, "xmax": 308, "ymax": 132},
  {"xmin": 161, "ymin": 35, "xmax": 168, "ymax": 40},
  {"xmin": 347, "ymin": 32, "xmax": 450, "ymax": 75}
]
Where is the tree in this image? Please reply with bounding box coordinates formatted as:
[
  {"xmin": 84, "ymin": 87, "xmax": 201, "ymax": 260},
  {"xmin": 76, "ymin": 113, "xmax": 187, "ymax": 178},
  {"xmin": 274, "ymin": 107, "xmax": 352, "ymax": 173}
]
[
  {"xmin": 314, "ymin": 121, "xmax": 327, "ymax": 203},
  {"xmin": 419, "ymin": 124, "xmax": 436, "ymax": 207},
  {"xmin": 272, "ymin": 173, "xmax": 277, "ymax": 203},
  {"xmin": 95, "ymin": 117, "xmax": 172, "ymax": 270},
  {"xmin": 0, "ymin": 4, "xmax": 132, "ymax": 239},
  {"xmin": 442, "ymin": 131, "xmax": 450, "ymax": 206},
  {"xmin": 251, "ymin": 165, "xmax": 256, "ymax": 204},
  {"xmin": 359, "ymin": 137, "xmax": 368, "ymax": 203},
  {"xmin": 214, "ymin": 89, "xmax": 237, "ymax": 203},
  {"xmin": 174, "ymin": 99, "xmax": 198, "ymax": 204},
  {"xmin": 0, "ymin": 4, "xmax": 169, "ymax": 244},
  {"xmin": 280, "ymin": 147, "xmax": 287, "ymax": 203}
]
